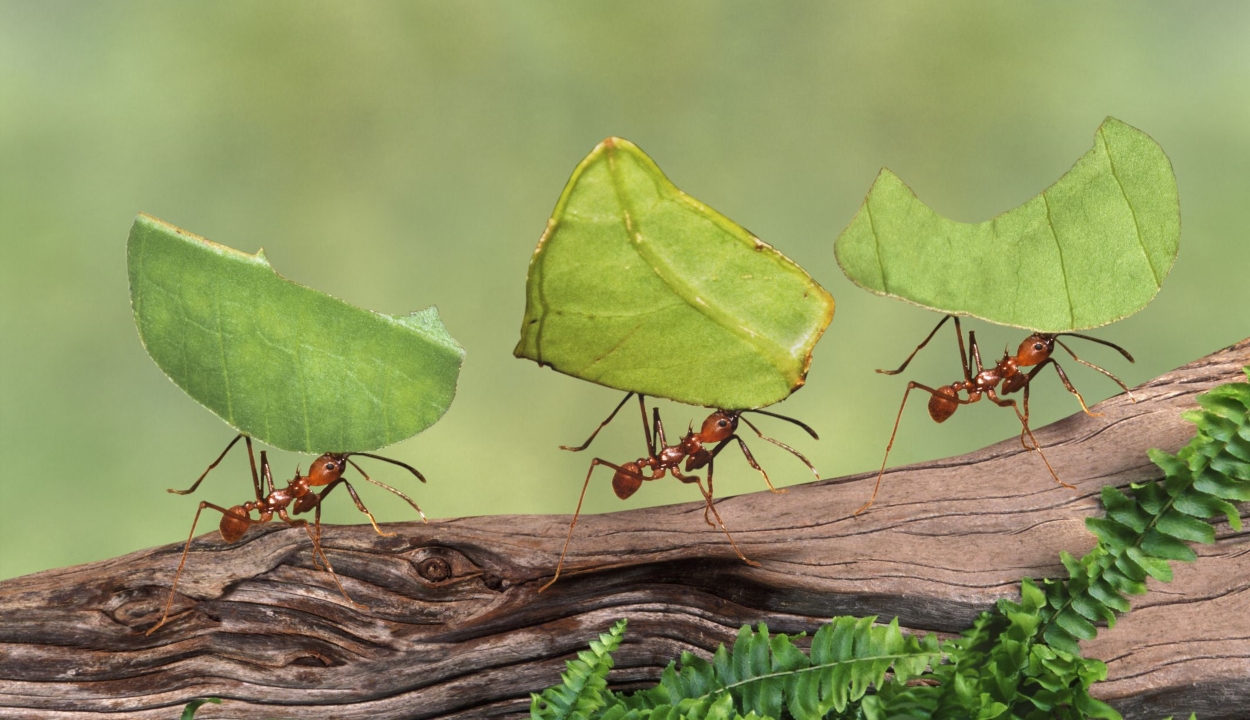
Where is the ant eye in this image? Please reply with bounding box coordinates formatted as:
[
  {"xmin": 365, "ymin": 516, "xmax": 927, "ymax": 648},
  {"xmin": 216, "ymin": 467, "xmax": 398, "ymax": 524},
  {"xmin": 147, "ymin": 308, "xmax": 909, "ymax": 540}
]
[
  {"xmin": 325, "ymin": 462, "xmax": 336, "ymax": 471},
  {"xmin": 1033, "ymin": 343, "xmax": 1044, "ymax": 351},
  {"xmin": 717, "ymin": 419, "xmax": 728, "ymax": 427}
]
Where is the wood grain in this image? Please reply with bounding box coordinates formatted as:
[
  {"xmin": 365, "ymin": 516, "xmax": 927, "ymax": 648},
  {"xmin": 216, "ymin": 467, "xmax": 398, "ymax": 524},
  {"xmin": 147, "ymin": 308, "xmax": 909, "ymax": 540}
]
[{"xmin": 0, "ymin": 340, "xmax": 1246, "ymax": 720}]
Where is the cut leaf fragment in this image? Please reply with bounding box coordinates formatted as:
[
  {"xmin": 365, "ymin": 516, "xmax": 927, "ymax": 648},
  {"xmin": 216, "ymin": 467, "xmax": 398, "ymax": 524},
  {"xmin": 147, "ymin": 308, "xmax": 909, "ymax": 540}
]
[
  {"xmin": 515, "ymin": 138, "xmax": 835, "ymax": 409},
  {"xmin": 835, "ymin": 117, "xmax": 1179, "ymax": 332},
  {"xmin": 128, "ymin": 214, "xmax": 464, "ymax": 453}
]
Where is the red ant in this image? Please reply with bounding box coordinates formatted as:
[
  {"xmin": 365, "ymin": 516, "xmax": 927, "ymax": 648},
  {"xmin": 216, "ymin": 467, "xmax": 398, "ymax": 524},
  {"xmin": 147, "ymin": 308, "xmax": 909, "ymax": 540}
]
[
  {"xmin": 541, "ymin": 393, "xmax": 819, "ymax": 591},
  {"xmin": 856, "ymin": 314, "xmax": 1135, "ymax": 515},
  {"xmin": 146, "ymin": 434, "xmax": 427, "ymax": 635}
]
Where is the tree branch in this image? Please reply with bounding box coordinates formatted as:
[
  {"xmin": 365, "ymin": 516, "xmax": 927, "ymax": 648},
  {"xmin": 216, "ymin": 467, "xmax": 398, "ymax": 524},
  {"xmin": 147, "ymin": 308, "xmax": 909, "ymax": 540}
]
[{"xmin": 1, "ymin": 340, "xmax": 1246, "ymax": 719}]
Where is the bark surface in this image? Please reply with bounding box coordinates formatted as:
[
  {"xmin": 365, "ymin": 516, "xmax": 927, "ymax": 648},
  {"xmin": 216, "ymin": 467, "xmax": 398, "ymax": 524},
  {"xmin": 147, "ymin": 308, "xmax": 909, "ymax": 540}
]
[{"xmin": 1, "ymin": 340, "xmax": 1247, "ymax": 720}]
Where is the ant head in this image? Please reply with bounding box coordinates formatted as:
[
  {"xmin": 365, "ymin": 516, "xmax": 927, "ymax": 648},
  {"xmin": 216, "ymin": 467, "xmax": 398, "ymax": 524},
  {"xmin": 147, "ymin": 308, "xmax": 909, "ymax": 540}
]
[
  {"xmin": 1015, "ymin": 334, "xmax": 1055, "ymax": 367},
  {"xmin": 308, "ymin": 453, "xmax": 349, "ymax": 484},
  {"xmin": 700, "ymin": 410, "xmax": 739, "ymax": 442}
]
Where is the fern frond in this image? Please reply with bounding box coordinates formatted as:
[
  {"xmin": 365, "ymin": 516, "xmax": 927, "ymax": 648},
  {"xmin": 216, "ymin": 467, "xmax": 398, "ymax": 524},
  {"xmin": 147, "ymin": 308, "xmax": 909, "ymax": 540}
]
[
  {"xmin": 532, "ymin": 618, "xmax": 628, "ymax": 720},
  {"xmin": 1038, "ymin": 372, "xmax": 1250, "ymax": 655},
  {"xmin": 602, "ymin": 618, "xmax": 937, "ymax": 720}
]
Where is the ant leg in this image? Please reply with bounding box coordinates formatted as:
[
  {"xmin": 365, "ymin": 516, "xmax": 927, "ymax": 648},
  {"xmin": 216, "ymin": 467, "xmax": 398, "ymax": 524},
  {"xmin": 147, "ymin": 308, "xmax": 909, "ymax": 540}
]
[
  {"xmin": 540, "ymin": 457, "xmax": 617, "ymax": 592},
  {"xmin": 857, "ymin": 381, "xmax": 967, "ymax": 516},
  {"xmin": 638, "ymin": 396, "xmax": 657, "ymax": 456},
  {"xmin": 738, "ymin": 415, "xmax": 819, "ymax": 479},
  {"xmin": 968, "ymin": 328, "xmax": 985, "ymax": 379},
  {"xmin": 706, "ymin": 433, "xmax": 784, "ymax": 494},
  {"xmin": 1032, "ymin": 357, "xmax": 1100, "ymax": 417},
  {"xmin": 258, "ymin": 446, "xmax": 274, "ymax": 498},
  {"xmin": 168, "ymin": 434, "xmax": 262, "ymax": 502},
  {"xmin": 316, "ymin": 477, "xmax": 396, "ymax": 538},
  {"xmin": 1017, "ymin": 378, "xmax": 1034, "ymax": 450},
  {"xmin": 669, "ymin": 464, "xmax": 715, "ymax": 525},
  {"xmin": 652, "ymin": 406, "xmax": 668, "ymax": 448},
  {"xmin": 278, "ymin": 508, "xmax": 360, "ymax": 607},
  {"xmin": 879, "ymin": 315, "xmax": 957, "ymax": 375},
  {"xmin": 344, "ymin": 459, "xmax": 426, "ymax": 523},
  {"xmin": 986, "ymin": 389, "xmax": 1074, "ymax": 490},
  {"xmin": 560, "ymin": 392, "xmax": 636, "ymax": 452},
  {"xmin": 703, "ymin": 460, "xmax": 717, "ymax": 526},
  {"xmin": 146, "ymin": 501, "xmax": 252, "ymax": 636},
  {"xmin": 1054, "ymin": 338, "xmax": 1137, "ymax": 403},
  {"xmin": 685, "ymin": 471, "xmax": 759, "ymax": 568}
]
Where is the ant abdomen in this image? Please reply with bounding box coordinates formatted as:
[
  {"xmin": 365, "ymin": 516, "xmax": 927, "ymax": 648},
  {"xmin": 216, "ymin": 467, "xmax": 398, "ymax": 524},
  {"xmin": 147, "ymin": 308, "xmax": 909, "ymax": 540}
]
[
  {"xmin": 612, "ymin": 463, "xmax": 644, "ymax": 499},
  {"xmin": 219, "ymin": 506, "xmax": 250, "ymax": 543},
  {"xmin": 928, "ymin": 386, "xmax": 959, "ymax": 423}
]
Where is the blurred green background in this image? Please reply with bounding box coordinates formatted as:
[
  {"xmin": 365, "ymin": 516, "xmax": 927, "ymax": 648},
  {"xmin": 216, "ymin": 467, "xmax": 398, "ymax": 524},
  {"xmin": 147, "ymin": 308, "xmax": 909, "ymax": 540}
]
[{"xmin": 2, "ymin": 2, "xmax": 1247, "ymax": 580}]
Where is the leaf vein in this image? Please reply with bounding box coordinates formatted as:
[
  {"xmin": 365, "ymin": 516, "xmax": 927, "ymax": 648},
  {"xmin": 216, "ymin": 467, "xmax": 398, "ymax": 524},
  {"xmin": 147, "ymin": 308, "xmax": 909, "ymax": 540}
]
[
  {"xmin": 1099, "ymin": 127, "xmax": 1161, "ymax": 287},
  {"xmin": 293, "ymin": 315, "xmax": 312, "ymax": 452},
  {"xmin": 1041, "ymin": 191, "xmax": 1076, "ymax": 329},
  {"xmin": 603, "ymin": 145, "xmax": 792, "ymax": 385},
  {"xmin": 214, "ymin": 292, "xmax": 235, "ymax": 424},
  {"xmin": 865, "ymin": 199, "xmax": 887, "ymax": 293}
]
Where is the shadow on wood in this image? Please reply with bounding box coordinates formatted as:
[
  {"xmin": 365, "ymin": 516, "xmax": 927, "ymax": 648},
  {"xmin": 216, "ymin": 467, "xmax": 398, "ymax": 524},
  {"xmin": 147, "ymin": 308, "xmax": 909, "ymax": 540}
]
[{"xmin": 1, "ymin": 340, "xmax": 1246, "ymax": 719}]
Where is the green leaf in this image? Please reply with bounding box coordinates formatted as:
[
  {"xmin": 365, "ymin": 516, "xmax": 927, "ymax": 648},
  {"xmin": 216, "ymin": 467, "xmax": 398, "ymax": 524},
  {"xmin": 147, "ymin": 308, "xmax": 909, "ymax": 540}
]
[
  {"xmin": 531, "ymin": 619, "xmax": 627, "ymax": 719},
  {"xmin": 1053, "ymin": 608, "xmax": 1097, "ymax": 641},
  {"xmin": 180, "ymin": 698, "xmax": 221, "ymax": 720},
  {"xmin": 128, "ymin": 215, "xmax": 464, "ymax": 453},
  {"xmin": 1224, "ymin": 433, "xmax": 1250, "ymax": 462},
  {"xmin": 1085, "ymin": 517, "xmax": 1137, "ymax": 549},
  {"xmin": 1102, "ymin": 486, "xmax": 1149, "ymax": 532},
  {"xmin": 1197, "ymin": 391, "xmax": 1250, "ymax": 423},
  {"xmin": 1087, "ymin": 579, "xmax": 1131, "ymax": 613},
  {"xmin": 514, "ymin": 138, "xmax": 835, "ymax": 409},
  {"xmin": 1194, "ymin": 467, "xmax": 1250, "ymax": 501},
  {"xmin": 1101, "ymin": 565, "xmax": 1147, "ymax": 596},
  {"xmin": 1154, "ymin": 509, "xmax": 1216, "ymax": 544},
  {"xmin": 1210, "ymin": 453, "xmax": 1250, "ymax": 481},
  {"xmin": 1173, "ymin": 491, "xmax": 1240, "ymax": 528},
  {"xmin": 1071, "ymin": 591, "xmax": 1117, "ymax": 626},
  {"xmin": 834, "ymin": 117, "xmax": 1178, "ymax": 332},
  {"xmin": 1126, "ymin": 547, "xmax": 1172, "ymax": 582},
  {"xmin": 1138, "ymin": 529, "xmax": 1197, "ymax": 562},
  {"xmin": 1042, "ymin": 624, "xmax": 1080, "ymax": 656}
]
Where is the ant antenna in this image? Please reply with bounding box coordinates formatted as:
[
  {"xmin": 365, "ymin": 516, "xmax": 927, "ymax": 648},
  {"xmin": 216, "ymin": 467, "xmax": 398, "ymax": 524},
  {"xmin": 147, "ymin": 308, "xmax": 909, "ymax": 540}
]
[
  {"xmin": 1054, "ymin": 332, "xmax": 1135, "ymax": 362},
  {"xmin": 344, "ymin": 458, "xmax": 428, "ymax": 522},
  {"xmin": 740, "ymin": 408, "xmax": 819, "ymax": 440},
  {"xmin": 1053, "ymin": 338, "xmax": 1136, "ymax": 400},
  {"xmin": 347, "ymin": 452, "xmax": 427, "ymax": 483},
  {"xmin": 738, "ymin": 415, "xmax": 819, "ymax": 479}
]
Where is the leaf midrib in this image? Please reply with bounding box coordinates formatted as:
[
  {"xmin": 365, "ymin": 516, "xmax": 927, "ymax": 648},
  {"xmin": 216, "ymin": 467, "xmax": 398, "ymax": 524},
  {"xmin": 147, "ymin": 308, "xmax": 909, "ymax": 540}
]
[{"xmin": 602, "ymin": 145, "xmax": 794, "ymax": 391}]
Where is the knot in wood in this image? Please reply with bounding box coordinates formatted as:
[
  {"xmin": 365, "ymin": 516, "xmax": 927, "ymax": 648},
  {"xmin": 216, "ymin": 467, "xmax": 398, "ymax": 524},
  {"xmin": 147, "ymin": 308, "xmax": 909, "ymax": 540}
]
[{"xmin": 417, "ymin": 556, "xmax": 452, "ymax": 582}]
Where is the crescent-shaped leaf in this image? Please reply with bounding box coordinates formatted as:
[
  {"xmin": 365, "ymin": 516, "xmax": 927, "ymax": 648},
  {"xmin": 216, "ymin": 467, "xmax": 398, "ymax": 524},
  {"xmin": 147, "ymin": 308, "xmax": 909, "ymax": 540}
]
[
  {"xmin": 127, "ymin": 214, "xmax": 464, "ymax": 453},
  {"xmin": 834, "ymin": 117, "xmax": 1179, "ymax": 332},
  {"xmin": 514, "ymin": 138, "xmax": 835, "ymax": 410}
]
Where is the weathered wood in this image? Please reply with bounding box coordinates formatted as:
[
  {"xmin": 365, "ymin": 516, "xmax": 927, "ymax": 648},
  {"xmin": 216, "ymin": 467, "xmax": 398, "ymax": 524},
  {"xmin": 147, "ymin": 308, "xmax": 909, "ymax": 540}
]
[{"xmin": 1, "ymin": 340, "xmax": 1246, "ymax": 720}]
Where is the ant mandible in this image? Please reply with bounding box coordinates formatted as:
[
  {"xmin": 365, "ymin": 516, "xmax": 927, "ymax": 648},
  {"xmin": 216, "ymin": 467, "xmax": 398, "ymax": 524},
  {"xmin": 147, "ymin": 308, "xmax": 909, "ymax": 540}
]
[
  {"xmin": 146, "ymin": 433, "xmax": 427, "ymax": 635},
  {"xmin": 541, "ymin": 393, "xmax": 820, "ymax": 591},
  {"xmin": 856, "ymin": 314, "xmax": 1135, "ymax": 516}
]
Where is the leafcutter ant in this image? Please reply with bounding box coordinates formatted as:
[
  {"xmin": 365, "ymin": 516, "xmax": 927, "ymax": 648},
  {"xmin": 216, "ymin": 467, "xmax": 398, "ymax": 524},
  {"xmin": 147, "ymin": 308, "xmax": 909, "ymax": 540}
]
[
  {"xmin": 146, "ymin": 434, "xmax": 427, "ymax": 635},
  {"xmin": 541, "ymin": 393, "xmax": 820, "ymax": 591},
  {"xmin": 857, "ymin": 314, "xmax": 1135, "ymax": 515}
]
